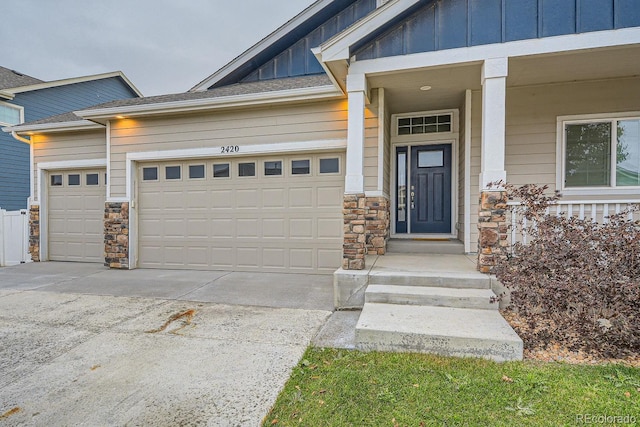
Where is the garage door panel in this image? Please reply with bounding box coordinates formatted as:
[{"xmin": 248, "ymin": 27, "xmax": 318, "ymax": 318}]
[
  {"xmin": 237, "ymin": 247, "xmax": 259, "ymax": 268},
  {"xmin": 289, "ymin": 188, "xmax": 313, "ymax": 208},
  {"xmin": 290, "ymin": 249, "xmax": 313, "ymax": 269},
  {"xmin": 318, "ymin": 218, "xmax": 343, "ymax": 239},
  {"xmin": 48, "ymin": 169, "xmax": 105, "ymax": 262},
  {"xmin": 138, "ymin": 154, "xmax": 344, "ymax": 273},
  {"xmin": 211, "ymin": 190, "xmax": 233, "ymax": 208},
  {"xmin": 262, "ymin": 219, "xmax": 285, "ymax": 238},
  {"xmin": 263, "ymin": 188, "xmax": 285, "ymax": 208},
  {"xmin": 289, "ymin": 218, "xmax": 313, "ymax": 238},
  {"xmin": 263, "ymin": 248, "xmax": 286, "ymax": 268},
  {"xmin": 318, "ymin": 186, "xmax": 343, "ymax": 207}
]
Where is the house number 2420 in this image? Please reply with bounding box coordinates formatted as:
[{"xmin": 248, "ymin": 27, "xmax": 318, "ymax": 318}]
[{"xmin": 220, "ymin": 145, "xmax": 240, "ymax": 153}]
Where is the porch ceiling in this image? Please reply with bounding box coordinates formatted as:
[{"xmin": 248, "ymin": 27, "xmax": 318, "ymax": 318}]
[
  {"xmin": 368, "ymin": 63, "xmax": 482, "ymax": 114},
  {"xmin": 508, "ymin": 44, "xmax": 640, "ymax": 87},
  {"xmin": 366, "ymin": 44, "xmax": 640, "ymax": 115}
]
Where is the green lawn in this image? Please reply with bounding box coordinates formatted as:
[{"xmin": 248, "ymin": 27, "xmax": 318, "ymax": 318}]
[{"xmin": 264, "ymin": 348, "xmax": 639, "ymax": 426}]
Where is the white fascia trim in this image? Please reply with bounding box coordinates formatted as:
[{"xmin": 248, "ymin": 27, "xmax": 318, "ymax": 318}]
[
  {"xmin": 350, "ymin": 27, "xmax": 640, "ymax": 76},
  {"xmin": 190, "ymin": 0, "xmax": 335, "ymax": 91},
  {"xmin": 0, "ymin": 90, "xmax": 14, "ymax": 100},
  {"xmin": 319, "ymin": 0, "xmax": 420, "ymax": 62},
  {"xmin": 38, "ymin": 159, "xmax": 107, "ymax": 170},
  {"xmin": 6, "ymin": 71, "xmax": 143, "ymax": 97},
  {"xmin": 77, "ymin": 85, "xmax": 343, "ymax": 121},
  {"xmin": 126, "ymin": 139, "xmax": 347, "ymax": 162},
  {"xmin": 6, "ymin": 120, "xmax": 104, "ymax": 134}
]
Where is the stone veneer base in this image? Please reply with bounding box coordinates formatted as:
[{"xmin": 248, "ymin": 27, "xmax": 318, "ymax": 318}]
[{"xmin": 104, "ymin": 202, "xmax": 129, "ymax": 269}]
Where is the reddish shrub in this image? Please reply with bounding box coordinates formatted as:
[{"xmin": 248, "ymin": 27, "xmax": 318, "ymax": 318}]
[{"xmin": 494, "ymin": 183, "xmax": 640, "ymax": 358}]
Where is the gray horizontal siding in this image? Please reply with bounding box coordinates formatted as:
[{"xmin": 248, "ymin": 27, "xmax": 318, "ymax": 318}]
[{"xmin": 355, "ymin": 0, "xmax": 640, "ymax": 60}]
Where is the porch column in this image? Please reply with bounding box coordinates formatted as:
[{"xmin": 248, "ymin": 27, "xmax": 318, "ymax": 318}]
[
  {"xmin": 342, "ymin": 74, "xmax": 369, "ymax": 270},
  {"xmin": 478, "ymin": 58, "xmax": 509, "ymax": 273}
]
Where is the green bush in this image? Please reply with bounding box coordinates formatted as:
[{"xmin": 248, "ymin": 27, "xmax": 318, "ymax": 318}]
[{"xmin": 495, "ymin": 183, "xmax": 640, "ymax": 358}]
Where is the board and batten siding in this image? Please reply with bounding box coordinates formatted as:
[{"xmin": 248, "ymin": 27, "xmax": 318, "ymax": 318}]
[
  {"xmin": 108, "ymin": 100, "xmax": 349, "ymax": 198},
  {"xmin": 469, "ymin": 76, "xmax": 640, "ymax": 251},
  {"xmin": 32, "ymin": 130, "xmax": 107, "ymax": 202}
]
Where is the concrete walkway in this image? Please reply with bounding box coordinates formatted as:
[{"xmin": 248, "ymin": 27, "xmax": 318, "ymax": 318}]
[{"xmin": 0, "ymin": 262, "xmax": 333, "ymax": 426}]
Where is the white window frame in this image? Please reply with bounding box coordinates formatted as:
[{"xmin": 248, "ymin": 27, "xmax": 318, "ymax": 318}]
[
  {"xmin": 557, "ymin": 112, "xmax": 640, "ymax": 196},
  {"xmin": 0, "ymin": 101, "xmax": 24, "ymax": 126}
]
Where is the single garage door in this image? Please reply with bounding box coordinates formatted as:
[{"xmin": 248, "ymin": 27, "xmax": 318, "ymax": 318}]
[
  {"xmin": 48, "ymin": 169, "xmax": 105, "ymax": 262},
  {"xmin": 137, "ymin": 153, "xmax": 344, "ymax": 274}
]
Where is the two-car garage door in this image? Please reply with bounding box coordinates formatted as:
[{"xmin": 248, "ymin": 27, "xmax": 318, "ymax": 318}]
[{"xmin": 137, "ymin": 153, "xmax": 344, "ymax": 274}]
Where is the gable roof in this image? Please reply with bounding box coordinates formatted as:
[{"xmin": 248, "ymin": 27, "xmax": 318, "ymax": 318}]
[
  {"xmin": 4, "ymin": 71, "xmax": 143, "ymax": 97},
  {"xmin": 5, "ymin": 75, "xmax": 338, "ymax": 132},
  {"xmin": 0, "ymin": 66, "xmax": 43, "ymax": 91},
  {"xmin": 190, "ymin": 0, "xmax": 375, "ymax": 91}
]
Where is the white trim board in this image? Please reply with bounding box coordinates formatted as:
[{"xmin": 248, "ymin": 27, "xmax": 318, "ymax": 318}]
[
  {"xmin": 5, "ymin": 71, "xmax": 143, "ymax": 97},
  {"xmin": 77, "ymin": 85, "xmax": 343, "ymax": 122},
  {"xmin": 349, "ymin": 27, "xmax": 640, "ymax": 76}
]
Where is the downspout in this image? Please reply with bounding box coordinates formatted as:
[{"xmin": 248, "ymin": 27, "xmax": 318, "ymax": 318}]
[
  {"xmin": 11, "ymin": 131, "xmax": 31, "ymax": 144},
  {"xmin": 9, "ymin": 131, "xmax": 35, "ymax": 205}
]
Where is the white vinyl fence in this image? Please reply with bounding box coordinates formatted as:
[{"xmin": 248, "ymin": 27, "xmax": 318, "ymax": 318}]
[
  {"xmin": 0, "ymin": 209, "xmax": 31, "ymax": 266},
  {"xmin": 507, "ymin": 199, "xmax": 640, "ymax": 251}
]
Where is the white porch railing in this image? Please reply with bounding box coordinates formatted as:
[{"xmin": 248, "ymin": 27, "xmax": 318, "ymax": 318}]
[
  {"xmin": 507, "ymin": 199, "xmax": 640, "ymax": 249},
  {"xmin": 0, "ymin": 209, "xmax": 31, "ymax": 267}
]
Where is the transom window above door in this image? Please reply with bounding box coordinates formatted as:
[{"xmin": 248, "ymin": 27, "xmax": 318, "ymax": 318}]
[
  {"xmin": 397, "ymin": 113, "xmax": 452, "ymax": 135},
  {"xmin": 562, "ymin": 115, "xmax": 640, "ymax": 191}
]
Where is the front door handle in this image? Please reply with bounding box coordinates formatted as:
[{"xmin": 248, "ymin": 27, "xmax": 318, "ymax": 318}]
[{"xmin": 410, "ymin": 191, "xmax": 415, "ymax": 209}]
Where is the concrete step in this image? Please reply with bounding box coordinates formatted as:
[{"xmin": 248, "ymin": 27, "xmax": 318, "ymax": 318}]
[
  {"xmin": 365, "ymin": 284, "xmax": 498, "ymax": 310},
  {"xmin": 387, "ymin": 239, "xmax": 465, "ymax": 255},
  {"xmin": 355, "ymin": 303, "xmax": 523, "ymax": 362},
  {"xmin": 369, "ymin": 270, "xmax": 491, "ymax": 289}
]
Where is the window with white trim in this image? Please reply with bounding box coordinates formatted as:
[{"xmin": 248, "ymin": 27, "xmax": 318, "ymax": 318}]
[
  {"xmin": 563, "ymin": 117, "xmax": 640, "ymax": 189},
  {"xmin": 0, "ymin": 101, "xmax": 23, "ymax": 126}
]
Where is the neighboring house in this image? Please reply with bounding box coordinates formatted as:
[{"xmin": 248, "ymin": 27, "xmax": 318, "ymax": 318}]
[
  {"xmin": 0, "ymin": 66, "xmax": 142, "ymax": 211},
  {"xmin": 5, "ymin": 0, "xmax": 640, "ymax": 279}
]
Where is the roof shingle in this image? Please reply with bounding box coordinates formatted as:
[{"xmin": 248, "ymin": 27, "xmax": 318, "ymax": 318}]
[{"xmin": 0, "ymin": 66, "xmax": 43, "ymax": 90}]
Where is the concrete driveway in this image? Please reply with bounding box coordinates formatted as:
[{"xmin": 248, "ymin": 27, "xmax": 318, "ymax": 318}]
[{"xmin": 0, "ymin": 262, "xmax": 334, "ymax": 426}]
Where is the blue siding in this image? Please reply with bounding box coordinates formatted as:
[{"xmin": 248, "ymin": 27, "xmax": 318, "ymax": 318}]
[
  {"xmin": 237, "ymin": 0, "xmax": 377, "ymax": 85},
  {"xmin": 470, "ymin": 0, "xmax": 503, "ymax": 46},
  {"xmin": 616, "ymin": 0, "xmax": 640, "ymax": 29},
  {"xmin": 0, "ymin": 134, "xmax": 30, "ymax": 211},
  {"xmin": 354, "ymin": 0, "xmax": 640, "ymax": 61},
  {"xmin": 0, "ymin": 76, "xmax": 138, "ymax": 210},
  {"xmin": 436, "ymin": 0, "xmax": 467, "ymax": 50},
  {"xmin": 504, "ymin": 0, "xmax": 538, "ymax": 41}
]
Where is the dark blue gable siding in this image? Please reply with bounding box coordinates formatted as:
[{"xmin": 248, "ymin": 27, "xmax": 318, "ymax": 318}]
[
  {"xmin": 210, "ymin": 0, "xmax": 377, "ymax": 88},
  {"xmin": 354, "ymin": 0, "xmax": 640, "ymax": 60},
  {"xmin": 0, "ymin": 76, "xmax": 138, "ymax": 211}
]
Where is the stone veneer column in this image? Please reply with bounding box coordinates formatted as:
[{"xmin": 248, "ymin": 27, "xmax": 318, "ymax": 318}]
[
  {"xmin": 343, "ymin": 194, "xmax": 366, "ymax": 270},
  {"xmin": 104, "ymin": 202, "xmax": 129, "ymax": 269},
  {"xmin": 365, "ymin": 196, "xmax": 389, "ymax": 255},
  {"xmin": 477, "ymin": 190, "xmax": 508, "ymax": 273},
  {"xmin": 343, "ymin": 194, "xmax": 390, "ymax": 270},
  {"xmin": 28, "ymin": 205, "xmax": 40, "ymax": 262}
]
